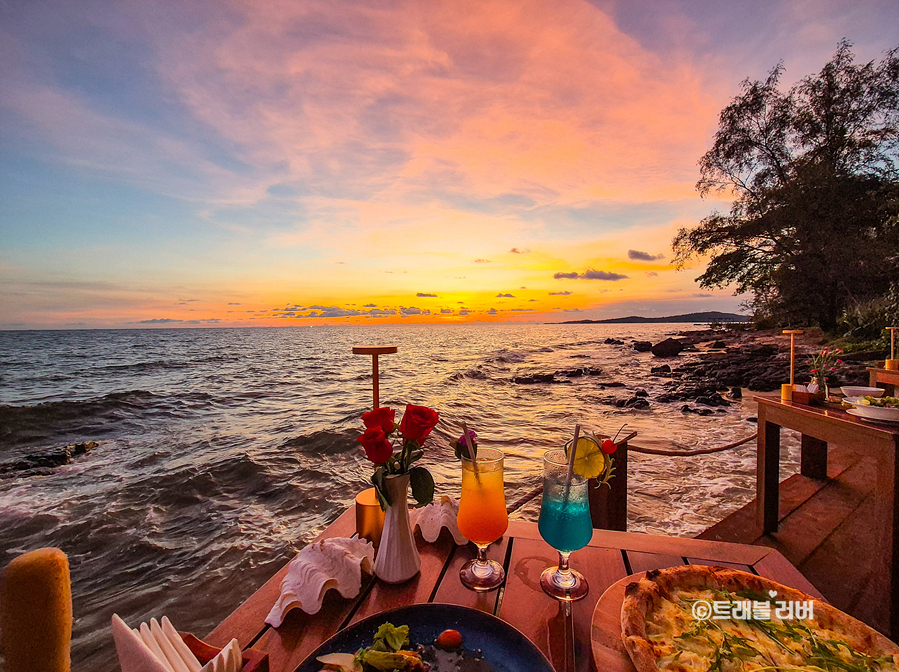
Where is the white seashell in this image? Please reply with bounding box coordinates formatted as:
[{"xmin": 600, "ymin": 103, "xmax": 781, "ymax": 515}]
[
  {"xmin": 265, "ymin": 536, "xmax": 375, "ymax": 627},
  {"xmin": 409, "ymin": 495, "xmax": 467, "ymax": 545}
]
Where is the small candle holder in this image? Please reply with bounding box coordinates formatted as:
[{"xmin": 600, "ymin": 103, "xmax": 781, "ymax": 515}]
[{"xmin": 355, "ymin": 487, "xmax": 385, "ymax": 547}]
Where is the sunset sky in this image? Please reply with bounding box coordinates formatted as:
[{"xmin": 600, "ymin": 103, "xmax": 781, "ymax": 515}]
[{"xmin": 2, "ymin": 0, "xmax": 897, "ymax": 328}]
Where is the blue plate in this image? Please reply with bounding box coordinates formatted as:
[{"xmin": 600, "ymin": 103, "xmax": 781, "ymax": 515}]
[{"xmin": 295, "ymin": 603, "xmax": 554, "ymax": 672}]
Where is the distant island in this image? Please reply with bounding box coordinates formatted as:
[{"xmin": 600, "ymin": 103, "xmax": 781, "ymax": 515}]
[{"xmin": 558, "ymin": 311, "xmax": 748, "ymax": 324}]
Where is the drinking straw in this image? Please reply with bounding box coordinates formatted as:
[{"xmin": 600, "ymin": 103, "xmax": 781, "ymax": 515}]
[
  {"xmin": 563, "ymin": 424, "xmax": 581, "ymax": 502},
  {"xmin": 462, "ymin": 421, "xmax": 478, "ymax": 471}
]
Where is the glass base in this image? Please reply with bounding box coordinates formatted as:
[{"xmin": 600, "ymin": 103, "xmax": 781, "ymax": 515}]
[
  {"xmin": 460, "ymin": 558, "xmax": 505, "ymax": 591},
  {"xmin": 540, "ymin": 566, "xmax": 589, "ymax": 601}
]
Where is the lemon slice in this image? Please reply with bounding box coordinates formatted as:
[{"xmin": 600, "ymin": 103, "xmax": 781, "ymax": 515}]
[{"xmin": 570, "ymin": 436, "xmax": 606, "ymax": 479}]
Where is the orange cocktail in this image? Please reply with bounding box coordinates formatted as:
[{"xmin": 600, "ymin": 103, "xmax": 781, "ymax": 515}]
[{"xmin": 456, "ymin": 448, "xmax": 508, "ymax": 590}]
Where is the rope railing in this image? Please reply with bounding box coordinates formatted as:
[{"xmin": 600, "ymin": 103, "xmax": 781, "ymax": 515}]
[
  {"xmin": 505, "ymin": 431, "xmax": 758, "ymax": 515},
  {"xmin": 627, "ymin": 432, "xmax": 757, "ymax": 457}
]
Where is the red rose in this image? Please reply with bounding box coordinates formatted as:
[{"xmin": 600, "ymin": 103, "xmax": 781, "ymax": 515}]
[
  {"xmin": 357, "ymin": 427, "xmax": 393, "ymax": 464},
  {"xmin": 362, "ymin": 406, "xmax": 396, "ymax": 434},
  {"xmin": 398, "ymin": 404, "xmax": 440, "ymax": 443}
]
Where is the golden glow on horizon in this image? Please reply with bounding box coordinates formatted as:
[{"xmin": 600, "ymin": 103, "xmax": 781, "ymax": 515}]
[{"xmin": 8, "ymin": 0, "xmax": 848, "ymax": 328}]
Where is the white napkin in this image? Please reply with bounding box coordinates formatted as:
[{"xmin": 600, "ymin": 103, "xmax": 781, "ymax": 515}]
[
  {"xmin": 112, "ymin": 614, "xmax": 241, "ymax": 672},
  {"xmin": 111, "ymin": 615, "xmax": 172, "ymax": 672}
]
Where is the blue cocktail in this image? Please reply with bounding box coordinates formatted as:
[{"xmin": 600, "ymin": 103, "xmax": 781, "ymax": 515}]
[{"xmin": 537, "ymin": 449, "xmax": 592, "ymax": 600}]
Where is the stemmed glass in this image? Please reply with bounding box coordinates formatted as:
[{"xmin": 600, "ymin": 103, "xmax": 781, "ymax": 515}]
[
  {"xmin": 456, "ymin": 448, "xmax": 509, "ymax": 591},
  {"xmin": 537, "ymin": 449, "xmax": 592, "ymax": 600}
]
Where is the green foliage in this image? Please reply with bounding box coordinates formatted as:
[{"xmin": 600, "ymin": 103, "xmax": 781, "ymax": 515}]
[
  {"xmin": 408, "ymin": 466, "xmax": 434, "ymax": 505},
  {"xmin": 674, "ymin": 41, "xmax": 899, "ymax": 330},
  {"xmin": 836, "ymin": 282, "xmax": 899, "ymax": 341}
]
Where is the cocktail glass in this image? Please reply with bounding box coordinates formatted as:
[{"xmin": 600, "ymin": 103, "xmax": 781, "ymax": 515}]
[
  {"xmin": 456, "ymin": 447, "xmax": 508, "ymax": 591},
  {"xmin": 537, "ymin": 448, "xmax": 592, "ymax": 601}
]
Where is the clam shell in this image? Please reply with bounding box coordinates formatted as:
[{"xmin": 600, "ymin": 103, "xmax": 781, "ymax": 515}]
[
  {"xmin": 410, "ymin": 495, "xmax": 467, "ymax": 545},
  {"xmin": 265, "ymin": 536, "xmax": 374, "ymax": 627}
]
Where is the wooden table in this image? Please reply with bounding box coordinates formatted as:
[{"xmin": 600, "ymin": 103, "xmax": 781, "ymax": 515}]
[
  {"xmin": 754, "ymin": 393, "xmax": 899, "ymax": 635},
  {"xmin": 868, "ymin": 367, "xmax": 899, "ymax": 395},
  {"xmin": 205, "ymin": 508, "xmax": 820, "ymax": 672}
]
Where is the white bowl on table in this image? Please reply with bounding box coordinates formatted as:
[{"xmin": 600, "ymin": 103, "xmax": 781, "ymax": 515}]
[{"xmin": 841, "ymin": 386, "xmax": 884, "ymax": 398}]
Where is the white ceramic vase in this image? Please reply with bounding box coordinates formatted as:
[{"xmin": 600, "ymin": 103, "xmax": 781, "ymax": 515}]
[{"xmin": 373, "ymin": 474, "xmax": 421, "ymax": 583}]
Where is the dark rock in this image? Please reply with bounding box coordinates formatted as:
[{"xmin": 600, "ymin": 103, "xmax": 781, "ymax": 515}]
[
  {"xmin": 602, "ymin": 381, "xmax": 627, "ymax": 388},
  {"xmin": 558, "ymin": 367, "xmax": 603, "ymax": 378},
  {"xmin": 633, "ymin": 341, "xmax": 652, "ymax": 352},
  {"xmin": 729, "ymin": 387, "xmax": 743, "ymax": 399},
  {"xmin": 0, "ymin": 441, "xmax": 98, "ymax": 477},
  {"xmin": 651, "ymin": 338, "xmax": 684, "ymax": 357},
  {"xmin": 710, "ymin": 340, "xmax": 726, "ymax": 349},
  {"xmin": 696, "ymin": 394, "xmax": 730, "ymax": 407},
  {"xmin": 512, "ymin": 373, "xmax": 555, "ymax": 384},
  {"xmin": 624, "ymin": 397, "xmax": 650, "ymax": 409},
  {"xmin": 747, "ymin": 376, "xmax": 781, "ymax": 392},
  {"xmin": 681, "ymin": 405, "xmax": 715, "ymax": 416},
  {"xmin": 682, "ymin": 344, "xmax": 699, "ymax": 352},
  {"xmin": 604, "ymin": 338, "xmax": 624, "ymax": 345},
  {"xmin": 634, "ymin": 389, "xmax": 648, "ymax": 397},
  {"xmin": 651, "ymin": 364, "xmax": 672, "ymax": 374}
]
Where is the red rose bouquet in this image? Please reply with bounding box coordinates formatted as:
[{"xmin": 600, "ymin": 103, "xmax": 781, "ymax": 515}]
[{"xmin": 357, "ymin": 404, "xmax": 439, "ymax": 510}]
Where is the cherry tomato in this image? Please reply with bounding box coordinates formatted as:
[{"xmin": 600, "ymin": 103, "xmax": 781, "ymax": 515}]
[
  {"xmin": 436, "ymin": 629, "xmax": 463, "ymax": 649},
  {"xmin": 601, "ymin": 439, "xmax": 618, "ymax": 455}
]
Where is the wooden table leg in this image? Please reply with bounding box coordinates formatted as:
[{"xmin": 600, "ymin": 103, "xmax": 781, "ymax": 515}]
[
  {"xmin": 888, "ymin": 445, "xmax": 899, "ymax": 638},
  {"xmin": 800, "ymin": 435, "xmax": 828, "ymax": 479},
  {"xmin": 756, "ymin": 412, "xmax": 781, "ymax": 534}
]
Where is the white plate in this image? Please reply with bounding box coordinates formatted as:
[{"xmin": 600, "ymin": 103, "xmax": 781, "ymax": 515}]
[
  {"xmin": 846, "ymin": 407, "xmax": 899, "ymax": 423},
  {"xmin": 841, "ymin": 386, "xmax": 885, "ymax": 398}
]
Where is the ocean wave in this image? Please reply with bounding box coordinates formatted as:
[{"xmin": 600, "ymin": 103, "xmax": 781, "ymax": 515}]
[
  {"xmin": 100, "ymin": 360, "xmax": 189, "ymax": 373},
  {"xmin": 0, "ymin": 390, "xmax": 156, "ymax": 440},
  {"xmin": 447, "ymin": 368, "xmax": 489, "ymax": 381},
  {"xmin": 488, "ymin": 349, "xmax": 528, "ymax": 363}
]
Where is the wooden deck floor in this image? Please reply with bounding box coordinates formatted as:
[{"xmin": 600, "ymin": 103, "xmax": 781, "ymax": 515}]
[{"xmin": 697, "ymin": 444, "xmax": 886, "ymax": 633}]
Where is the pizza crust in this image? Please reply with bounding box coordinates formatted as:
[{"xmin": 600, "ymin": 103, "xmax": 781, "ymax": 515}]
[{"xmin": 620, "ymin": 565, "xmax": 899, "ymax": 672}]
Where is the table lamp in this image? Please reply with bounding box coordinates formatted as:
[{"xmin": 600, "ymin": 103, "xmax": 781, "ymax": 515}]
[
  {"xmin": 351, "ymin": 345, "xmax": 396, "ymax": 545},
  {"xmin": 782, "ymin": 330, "xmax": 803, "ymax": 401},
  {"xmin": 887, "ymin": 327, "xmax": 898, "ymax": 370}
]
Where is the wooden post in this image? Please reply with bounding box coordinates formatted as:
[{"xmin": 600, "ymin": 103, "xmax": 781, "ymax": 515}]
[
  {"xmin": 352, "ymin": 346, "xmax": 397, "ymax": 410},
  {"xmin": 887, "ymin": 327, "xmax": 898, "ymax": 370},
  {"xmin": 588, "ymin": 434, "xmax": 632, "ymax": 531},
  {"xmin": 782, "ymin": 329, "xmax": 803, "ymax": 386}
]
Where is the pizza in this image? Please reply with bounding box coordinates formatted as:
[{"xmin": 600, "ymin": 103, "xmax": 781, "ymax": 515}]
[{"xmin": 621, "ymin": 565, "xmax": 899, "ymax": 672}]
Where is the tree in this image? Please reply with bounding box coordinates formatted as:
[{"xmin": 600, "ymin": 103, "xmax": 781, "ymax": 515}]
[{"xmin": 673, "ymin": 41, "xmax": 899, "ymax": 330}]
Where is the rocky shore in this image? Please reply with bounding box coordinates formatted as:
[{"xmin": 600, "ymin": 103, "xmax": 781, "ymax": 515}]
[{"xmin": 513, "ymin": 328, "xmax": 885, "ymax": 414}]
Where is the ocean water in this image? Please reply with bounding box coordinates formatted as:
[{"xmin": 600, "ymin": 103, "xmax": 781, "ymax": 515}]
[{"xmin": 0, "ymin": 323, "xmax": 800, "ymax": 670}]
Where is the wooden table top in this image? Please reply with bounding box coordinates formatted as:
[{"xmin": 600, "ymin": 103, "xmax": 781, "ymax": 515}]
[
  {"xmin": 754, "ymin": 394, "xmax": 899, "ymax": 439},
  {"xmin": 205, "ymin": 508, "xmax": 821, "ymax": 672}
]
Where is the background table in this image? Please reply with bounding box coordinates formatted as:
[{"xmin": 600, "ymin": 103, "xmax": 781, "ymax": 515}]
[
  {"xmin": 868, "ymin": 367, "xmax": 899, "ymax": 395},
  {"xmin": 754, "ymin": 394, "xmax": 899, "ymax": 636},
  {"xmin": 205, "ymin": 508, "xmax": 819, "ymax": 672}
]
